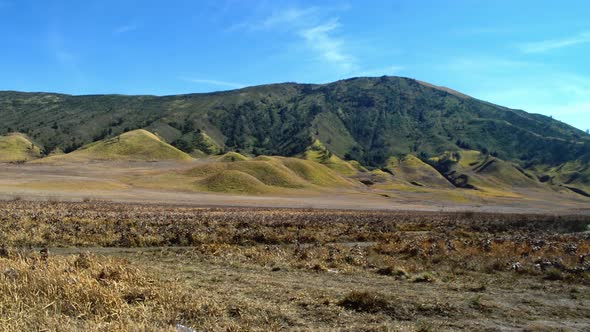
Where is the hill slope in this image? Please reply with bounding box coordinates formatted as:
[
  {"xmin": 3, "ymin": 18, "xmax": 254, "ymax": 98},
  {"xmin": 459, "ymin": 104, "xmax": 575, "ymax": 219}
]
[
  {"xmin": 38, "ymin": 129, "xmax": 192, "ymax": 162},
  {"xmin": 130, "ymin": 156, "xmax": 353, "ymax": 194},
  {"xmin": 384, "ymin": 155, "xmax": 454, "ymax": 189},
  {"xmin": 430, "ymin": 150, "xmax": 543, "ymax": 193},
  {"xmin": 0, "ymin": 76, "xmax": 588, "ymax": 185},
  {"xmin": 302, "ymin": 139, "xmax": 358, "ymax": 176},
  {"xmin": 0, "ymin": 133, "xmax": 42, "ymax": 162}
]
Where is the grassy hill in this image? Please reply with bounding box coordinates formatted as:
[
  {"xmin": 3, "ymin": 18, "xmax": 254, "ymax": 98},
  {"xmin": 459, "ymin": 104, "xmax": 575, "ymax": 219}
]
[
  {"xmin": 430, "ymin": 150, "xmax": 543, "ymax": 194},
  {"xmin": 128, "ymin": 156, "xmax": 353, "ymax": 194},
  {"xmin": 217, "ymin": 151, "xmax": 249, "ymax": 162},
  {"xmin": 38, "ymin": 129, "xmax": 192, "ymax": 162},
  {"xmin": 302, "ymin": 139, "xmax": 358, "ymax": 176},
  {"xmin": 384, "ymin": 155, "xmax": 454, "ymax": 189},
  {"xmin": 0, "ymin": 76, "xmax": 588, "ymax": 189},
  {"xmin": 197, "ymin": 170, "xmax": 270, "ymax": 194},
  {"xmin": 0, "ymin": 133, "xmax": 42, "ymax": 162},
  {"xmin": 536, "ymin": 161, "xmax": 590, "ymax": 197},
  {"xmin": 186, "ymin": 159, "xmax": 307, "ymax": 188}
]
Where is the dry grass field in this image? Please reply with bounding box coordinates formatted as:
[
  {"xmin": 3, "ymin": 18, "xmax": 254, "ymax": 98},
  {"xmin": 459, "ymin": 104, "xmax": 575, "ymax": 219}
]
[{"xmin": 1, "ymin": 200, "xmax": 590, "ymax": 331}]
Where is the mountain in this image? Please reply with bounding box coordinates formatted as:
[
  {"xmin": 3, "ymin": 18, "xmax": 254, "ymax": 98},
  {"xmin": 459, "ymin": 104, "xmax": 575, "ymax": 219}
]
[{"xmin": 1, "ymin": 76, "xmax": 588, "ymax": 180}]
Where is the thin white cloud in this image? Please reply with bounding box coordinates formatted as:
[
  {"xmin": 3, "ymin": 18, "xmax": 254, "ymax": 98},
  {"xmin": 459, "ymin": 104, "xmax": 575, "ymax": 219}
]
[
  {"xmin": 45, "ymin": 24, "xmax": 86, "ymax": 88},
  {"xmin": 299, "ymin": 19, "xmax": 354, "ymax": 72},
  {"xmin": 518, "ymin": 31, "xmax": 590, "ymax": 53},
  {"xmin": 232, "ymin": 6, "xmax": 356, "ymax": 74},
  {"xmin": 463, "ymin": 71, "xmax": 590, "ymax": 131},
  {"xmin": 180, "ymin": 77, "xmax": 244, "ymax": 89},
  {"xmin": 261, "ymin": 7, "xmax": 318, "ymax": 29},
  {"xmin": 226, "ymin": 7, "xmax": 317, "ymax": 32},
  {"xmin": 47, "ymin": 27, "xmax": 79, "ymax": 68},
  {"xmin": 114, "ymin": 24, "xmax": 138, "ymax": 35}
]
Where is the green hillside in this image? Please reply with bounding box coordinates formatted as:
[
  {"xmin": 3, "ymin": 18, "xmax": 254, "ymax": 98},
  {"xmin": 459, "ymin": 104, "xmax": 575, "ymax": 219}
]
[
  {"xmin": 0, "ymin": 76, "xmax": 588, "ymax": 189},
  {"xmin": 384, "ymin": 155, "xmax": 453, "ymax": 189},
  {"xmin": 302, "ymin": 139, "xmax": 358, "ymax": 176},
  {"xmin": 536, "ymin": 161, "xmax": 590, "ymax": 197},
  {"xmin": 429, "ymin": 150, "xmax": 542, "ymax": 193},
  {"xmin": 0, "ymin": 133, "xmax": 42, "ymax": 162},
  {"xmin": 133, "ymin": 156, "xmax": 354, "ymax": 194},
  {"xmin": 197, "ymin": 170, "xmax": 270, "ymax": 194},
  {"xmin": 38, "ymin": 129, "xmax": 192, "ymax": 162},
  {"xmin": 186, "ymin": 159, "xmax": 307, "ymax": 188},
  {"xmin": 217, "ymin": 151, "xmax": 249, "ymax": 162}
]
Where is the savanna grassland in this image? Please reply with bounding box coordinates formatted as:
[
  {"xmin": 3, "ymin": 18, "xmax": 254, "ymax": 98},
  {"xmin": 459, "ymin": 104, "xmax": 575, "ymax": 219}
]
[{"xmin": 1, "ymin": 200, "xmax": 590, "ymax": 331}]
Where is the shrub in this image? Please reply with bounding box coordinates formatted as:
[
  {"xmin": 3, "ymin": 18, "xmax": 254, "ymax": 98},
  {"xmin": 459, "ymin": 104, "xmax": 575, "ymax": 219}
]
[
  {"xmin": 544, "ymin": 268, "xmax": 564, "ymax": 281},
  {"xmin": 376, "ymin": 266, "xmax": 410, "ymax": 279},
  {"xmin": 413, "ymin": 272, "xmax": 436, "ymax": 283},
  {"xmin": 338, "ymin": 291, "xmax": 390, "ymax": 313}
]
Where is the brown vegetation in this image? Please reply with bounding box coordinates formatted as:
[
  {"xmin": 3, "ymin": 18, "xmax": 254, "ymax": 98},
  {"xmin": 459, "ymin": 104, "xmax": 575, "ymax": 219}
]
[{"xmin": 1, "ymin": 201, "xmax": 590, "ymax": 330}]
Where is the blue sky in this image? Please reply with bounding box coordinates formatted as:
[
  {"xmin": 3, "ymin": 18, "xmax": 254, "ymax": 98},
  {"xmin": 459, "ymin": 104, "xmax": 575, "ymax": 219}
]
[{"xmin": 0, "ymin": 0, "xmax": 589, "ymax": 131}]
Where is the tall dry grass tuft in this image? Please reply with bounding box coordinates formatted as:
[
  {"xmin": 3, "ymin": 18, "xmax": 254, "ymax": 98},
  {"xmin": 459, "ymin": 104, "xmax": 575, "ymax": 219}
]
[{"xmin": 0, "ymin": 251, "xmax": 226, "ymax": 332}]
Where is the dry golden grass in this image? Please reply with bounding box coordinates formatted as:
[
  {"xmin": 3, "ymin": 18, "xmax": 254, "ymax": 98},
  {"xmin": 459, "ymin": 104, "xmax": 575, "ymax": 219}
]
[
  {"xmin": 0, "ymin": 251, "xmax": 224, "ymax": 331},
  {"xmin": 1, "ymin": 248, "xmax": 336, "ymax": 331},
  {"xmin": 1, "ymin": 201, "xmax": 590, "ymax": 331}
]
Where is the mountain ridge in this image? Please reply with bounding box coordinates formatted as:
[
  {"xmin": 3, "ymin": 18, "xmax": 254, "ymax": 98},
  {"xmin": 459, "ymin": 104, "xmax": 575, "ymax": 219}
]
[{"xmin": 1, "ymin": 76, "xmax": 588, "ymax": 170}]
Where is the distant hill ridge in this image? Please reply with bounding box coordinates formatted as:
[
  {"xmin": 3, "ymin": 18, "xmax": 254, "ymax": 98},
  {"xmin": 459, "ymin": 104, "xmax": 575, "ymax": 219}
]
[{"xmin": 0, "ymin": 76, "xmax": 588, "ymax": 182}]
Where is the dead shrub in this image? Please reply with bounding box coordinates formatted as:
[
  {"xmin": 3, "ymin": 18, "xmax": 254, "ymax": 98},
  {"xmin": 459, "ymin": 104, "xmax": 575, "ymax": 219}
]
[
  {"xmin": 376, "ymin": 265, "xmax": 410, "ymax": 279},
  {"xmin": 413, "ymin": 272, "xmax": 436, "ymax": 283},
  {"xmin": 338, "ymin": 290, "xmax": 390, "ymax": 313}
]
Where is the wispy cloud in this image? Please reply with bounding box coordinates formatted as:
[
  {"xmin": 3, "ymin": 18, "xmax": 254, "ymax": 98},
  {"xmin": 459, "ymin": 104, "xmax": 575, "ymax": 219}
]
[
  {"xmin": 233, "ymin": 6, "xmax": 357, "ymax": 74},
  {"xmin": 45, "ymin": 24, "xmax": 87, "ymax": 88},
  {"xmin": 518, "ymin": 31, "xmax": 590, "ymax": 53},
  {"xmin": 260, "ymin": 7, "xmax": 318, "ymax": 29},
  {"xmin": 180, "ymin": 77, "xmax": 244, "ymax": 89},
  {"xmin": 114, "ymin": 24, "xmax": 138, "ymax": 35},
  {"xmin": 47, "ymin": 27, "xmax": 79, "ymax": 69},
  {"xmin": 463, "ymin": 70, "xmax": 590, "ymax": 130},
  {"xmin": 299, "ymin": 19, "xmax": 354, "ymax": 72}
]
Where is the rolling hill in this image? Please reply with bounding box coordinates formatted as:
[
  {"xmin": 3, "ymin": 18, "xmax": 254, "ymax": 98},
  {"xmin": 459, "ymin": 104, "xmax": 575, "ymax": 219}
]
[
  {"xmin": 128, "ymin": 155, "xmax": 353, "ymax": 194},
  {"xmin": 384, "ymin": 155, "xmax": 454, "ymax": 189},
  {"xmin": 0, "ymin": 133, "xmax": 42, "ymax": 162},
  {"xmin": 0, "ymin": 76, "xmax": 588, "ymax": 192},
  {"xmin": 36, "ymin": 129, "xmax": 193, "ymax": 162},
  {"xmin": 302, "ymin": 139, "xmax": 358, "ymax": 176},
  {"xmin": 428, "ymin": 150, "xmax": 544, "ymax": 194}
]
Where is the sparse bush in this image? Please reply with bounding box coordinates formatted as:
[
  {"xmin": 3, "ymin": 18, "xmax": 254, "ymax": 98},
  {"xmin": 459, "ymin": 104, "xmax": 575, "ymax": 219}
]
[
  {"xmin": 338, "ymin": 290, "xmax": 390, "ymax": 313},
  {"xmin": 415, "ymin": 320, "xmax": 436, "ymax": 332},
  {"xmin": 413, "ymin": 272, "xmax": 436, "ymax": 283},
  {"xmin": 376, "ymin": 265, "xmax": 410, "ymax": 279},
  {"xmin": 544, "ymin": 268, "xmax": 564, "ymax": 281}
]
